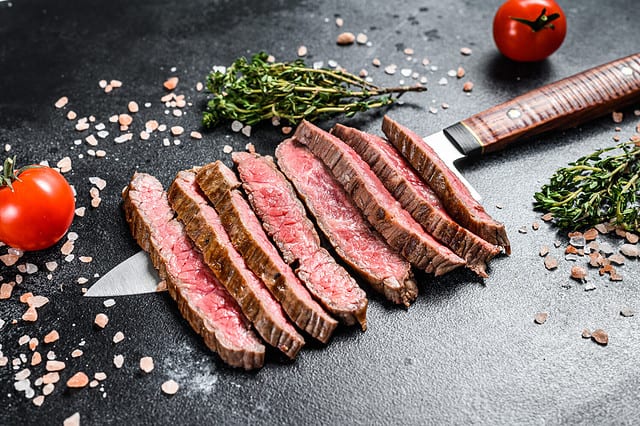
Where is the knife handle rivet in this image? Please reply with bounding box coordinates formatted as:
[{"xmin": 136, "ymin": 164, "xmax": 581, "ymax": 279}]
[
  {"xmin": 621, "ymin": 66, "xmax": 634, "ymax": 76},
  {"xmin": 507, "ymin": 108, "xmax": 522, "ymax": 119}
]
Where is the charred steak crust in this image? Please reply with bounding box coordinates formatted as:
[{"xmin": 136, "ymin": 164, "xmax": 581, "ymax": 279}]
[
  {"xmin": 293, "ymin": 120, "xmax": 465, "ymax": 275},
  {"xmin": 332, "ymin": 124, "xmax": 501, "ymax": 278},
  {"xmin": 232, "ymin": 151, "xmax": 368, "ymax": 330},
  {"xmin": 167, "ymin": 170, "xmax": 305, "ymax": 359},
  {"xmin": 196, "ymin": 161, "xmax": 338, "ymax": 344},
  {"xmin": 275, "ymin": 139, "xmax": 418, "ymax": 307},
  {"xmin": 122, "ymin": 172, "xmax": 265, "ymax": 370},
  {"xmin": 381, "ymin": 115, "xmax": 511, "ymax": 255}
]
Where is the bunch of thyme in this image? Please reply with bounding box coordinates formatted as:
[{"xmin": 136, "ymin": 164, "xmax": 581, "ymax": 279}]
[
  {"xmin": 534, "ymin": 141, "xmax": 640, "ymax": 231},
  {"xmin": 202, "ymin": 52, "xmax": 426, "ymax": 128}
]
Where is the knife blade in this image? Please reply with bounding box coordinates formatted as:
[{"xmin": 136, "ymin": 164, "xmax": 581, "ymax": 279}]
[
  {"xmin": 84, "ymin": 250, "xmax": 164, "ymax": 297},
  {"xmin": 88, "ymin": 53, "xmax": 640, "ymax": 298},
  {"xmin": 426, "ymin": 52, "xmax": 640, "ymax": 200}
]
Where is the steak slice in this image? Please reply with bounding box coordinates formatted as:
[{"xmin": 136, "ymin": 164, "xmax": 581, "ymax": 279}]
[
  {"xmin": 168, "ymin": 170, "xmax": 305, "ymax": 359},
  {"xmin": 293, "ymin": 120, "xmax": 465, "ymax": 275},
  {"xmin": 232, "ymin": 151, "xmax": 369, "ymax": 330},
  {"xmin": 122, "ymin": 172, "xmax": 265, "ymax": 370},
  {"xmin": 332, "ymin": 124, "xmax": 501, "ymax": 278},
  {"xmin": 196, "ymin": 161, "xmax": 337, "ymax": 343},
  {"xmin": 275, "ymin": 139, "xmax": 418, "ymax": 307},
  {"xmin": 382, "ymin": 115, "xmax": 511, "ymax": 255}
]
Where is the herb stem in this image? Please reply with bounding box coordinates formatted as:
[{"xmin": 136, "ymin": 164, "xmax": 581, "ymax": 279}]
[{"xmin": 203, "ymin": 52, "xmax": 427, "ymax": 128}]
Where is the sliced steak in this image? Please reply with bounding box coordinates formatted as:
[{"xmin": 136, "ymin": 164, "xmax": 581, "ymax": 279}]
[
  {"xmin": 275, "ymin": 139, "xmax": 418, "ymax": 306},
  {"xmin": 232, "ymin": 151, "xmax": 368, "ymax": 329},
  {"xmin": 122, "ymin": 172, "xmax": 265, "ymax": 370},
  {"xmin": 168, "ymin": 170, "xmax": 305, "ymax": 359},
  {"xmin": 293, "ymin": 120, "xmax": 465, "ymax": 275},
  {"xmin": 196, "ymin": 161, "xmax": 337, "ymax": 343},
  {"xmin": 332, "ymin": 124, "xmax": 501, "ymax": 278},
  {"xmin": 381, "ymin": 115, "xmax": 511, "ymax": 255}
]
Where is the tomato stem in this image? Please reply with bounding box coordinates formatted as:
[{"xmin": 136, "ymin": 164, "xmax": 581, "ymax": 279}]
[
  {"xmin": 510, "ymin": 7, "xmax": 561, "ymax": 32},
  {"xmin": 1, "ymin": 156, "xmax": 18, "ymax": 191}
]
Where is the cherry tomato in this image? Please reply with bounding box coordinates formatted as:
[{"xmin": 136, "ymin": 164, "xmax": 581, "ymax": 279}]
[
  {"xmin": 493, "ymin": 0, "xmax": 567, "ymax": 62},
  {"xmin": 0, "ymin": 158, "xmax": 75, "ymax": 251}
]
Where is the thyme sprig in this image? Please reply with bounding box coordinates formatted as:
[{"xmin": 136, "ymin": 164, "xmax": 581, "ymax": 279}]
[
  {"xmin": 202, "ymin": 52, "xmax": 426, "ymax": 128},
  {"xmin": 533, "ymin": 141, "xmax": 640, "ymax": 231}
]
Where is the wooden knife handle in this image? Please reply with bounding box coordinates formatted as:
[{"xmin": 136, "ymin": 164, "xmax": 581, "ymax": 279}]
[{"xmin": 443, "ymin": 53, "xmax": 640, "ymax": 157}]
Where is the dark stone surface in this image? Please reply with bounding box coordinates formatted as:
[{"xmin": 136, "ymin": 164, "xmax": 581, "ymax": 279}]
[{"xmin": 1, "ymin": 0, "xmax": 639, "ymax": 424}]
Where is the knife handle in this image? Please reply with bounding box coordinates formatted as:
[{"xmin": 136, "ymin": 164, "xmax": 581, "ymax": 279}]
[{"xmin": 443, "ymin": 53, "xmax": 640, "ymax": 157}]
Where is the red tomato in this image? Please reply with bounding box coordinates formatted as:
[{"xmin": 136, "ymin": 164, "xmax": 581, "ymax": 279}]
[
  {"xmin": 493, "ymin": 0, "xmax": 567, "ymax": 62},
  {"xmin": 0, "ymin": 159, "xmax": 75, "ymax": 251}
]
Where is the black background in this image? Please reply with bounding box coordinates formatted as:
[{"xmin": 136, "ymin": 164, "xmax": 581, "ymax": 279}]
[{"xmin": 1, "ymin": 0, "xmax": 639, "ymax": 424}]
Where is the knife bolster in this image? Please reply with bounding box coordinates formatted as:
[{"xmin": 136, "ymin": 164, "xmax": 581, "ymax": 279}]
[{"xmin": 443, "ymin": 122, "xmax": 484, "ymax": 158}]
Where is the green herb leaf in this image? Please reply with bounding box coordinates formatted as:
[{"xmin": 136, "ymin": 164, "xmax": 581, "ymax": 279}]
[
  {"xmin": 533, "ymin": 141, "xmax": 640, "ymax": 232},
  {"xmin": 202, "ymin": 52, "xmax": 426, "ymax": 128}
]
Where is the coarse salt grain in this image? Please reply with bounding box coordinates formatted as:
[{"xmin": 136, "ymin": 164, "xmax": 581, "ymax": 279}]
[
  {"xmin": 55, "ymin": 97, "xmax": 69, "ymax": 109},
  {"xmin": 223, "ymin": 145, "xmax": 233, "ymax": 154},
  {"xmin": 112, "ymin": 331, "xmax": 125, "ymax": 344},
  {"xmin": 103, "ymin": 298, "xmax": 116, "ymax": 308},
  {"xmin": 71, "ymin": 349, "xmax": 83, "ymax": 358},
  {"xmin": 42, "ymin": 383, "xmax": 55, "ymax": 395},
  {"xmin": 170, "ymin": 126, "xmax": 184, "ymax": 136},
  {"xmin": 94, "ymin": 313, "xmax": 109, "ymax": 328},
  {"xmin": 384, "ymin": 64, "xmax": 397, "ymax": 75},
  {"xmin": 86, "ymin": 134, "xmax": 98, "ymax": 146},
  {"xmin": 57, "ymin": 157, "xmax": 72, "ymax": 173},
  {"xmin": 164, "ymin": 77, "xmax": 179, "ymax": 90},
  {"xmin": 75, "ymin": 122, "xmax": 90, "ymax": 132},
  {"xmin": 61, "ymin": 240, "xmax": 74, "ymax": 255},
  {"xmin": 95, "ymin": 372, "xmax": 107, "ymax": 381},
  {"xmin": 113, "ymin": 354, "xmax": 124, "ymax": 369},
  {"xmin": 22, "ymin": 306, "xmax": 38, "ymax": 322},
  {"xmin": 46, "ymin": 360, "xmax": 65, "ymax": 372},
  {"xmin": 28, "ymin": 337, "xmax": 38, "ymax": 351},
  {"xmin": 63, "ymin": 412, "xmax": 80, "ymax": 426},
  {"xmin": 110, "ymin": 79, "xmax": 123, "ymax": 88},
  {"xmin": 28, "ymin": 295, "xmax": 48, "ymax": 308},
  {"xmin": 44, "ymin": 330, "xmax": 59, "ymax": 344},
  {"xmin": 42, "ymin": 372, "xmax": 60, "ymax": 384},
  {"xmin": 31, "ymin": 352, "xmax": 42, "ymax": 366},
  {"xmin": 128, "ymin": 101, "xmax": 139, "ymax": 113},
  {"xmin": 161, "ymin": 379, "xmax": 179, "ymax": 395},
  {"xmin": 190, "ymin": 131, "xmax": 202, "ymax": 140},
  {"xmin": 0, "ymin": 282, "xmax": 14, "ymax": 299},
  {"xmin": 140, "ymin": 356, "xmax": 154, "ymax": 373}
]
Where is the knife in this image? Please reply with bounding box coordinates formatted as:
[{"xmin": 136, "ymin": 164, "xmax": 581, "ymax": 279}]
[
  {"xmin": 87, "ymin": 53, "xmax": 640, "ymax": 297},
  {"xmin": 427, "ymin": 52, "xmax": 640, "ymax": 200},
  {"xmin": 84, "ymin": 250, "xmax": 164, "ymax": 297}
]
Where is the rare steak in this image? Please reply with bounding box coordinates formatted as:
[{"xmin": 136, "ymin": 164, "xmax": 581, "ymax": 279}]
[
  {"xmin": 122, "ymin": 172, "xmax": 265, "ymax": 370},
  {"xmin": 196, "ymin": 161, "xmax": 337, "ymax": 343},
  {"xmin": 233, "ymin": 151, "xmax": 368, "ymax": 330},
  {"xmin": 275, "ymin": 138, "xmax": 418, "ymax": 307},
  {"xmin": 332, "ymin": 124, "xmax": 501, "ymax": 278},
  {"xmin": 168, "ymin": 170, "xmax": 305, "ymax": 359},
  {"xmin": 293, "ymin": 120, "xmax": 465, "ymax": 275},
  {"xmin": 381, "ymin": 115, "xmax": 511, "ymax": 255}
]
